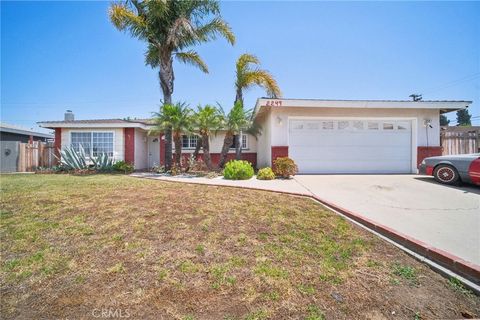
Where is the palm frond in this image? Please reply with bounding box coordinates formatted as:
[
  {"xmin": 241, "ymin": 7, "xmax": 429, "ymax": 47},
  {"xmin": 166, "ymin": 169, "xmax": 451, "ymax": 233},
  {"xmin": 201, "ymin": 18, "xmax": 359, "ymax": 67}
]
[
  {"xmin": 243, "ymin": 69, "xmax": 282, "ymax": 98},
  {"xmin": 109, "ymin": 4, "xmax": 147, "ymax": 39},
  {"xmin": 196, "ymin": 17, "xmax": 235, "ymax": 45},
  {"xmin": 175, "ymin": 51, "xmax": 209, "ymax": 73}
]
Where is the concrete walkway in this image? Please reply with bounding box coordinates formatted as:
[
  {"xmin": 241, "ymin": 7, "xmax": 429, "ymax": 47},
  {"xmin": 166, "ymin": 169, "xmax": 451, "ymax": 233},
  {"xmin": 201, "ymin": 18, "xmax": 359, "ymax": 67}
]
[{"xmin": 131, "ymin": 172, "xmax": 480, "ymax": 267}]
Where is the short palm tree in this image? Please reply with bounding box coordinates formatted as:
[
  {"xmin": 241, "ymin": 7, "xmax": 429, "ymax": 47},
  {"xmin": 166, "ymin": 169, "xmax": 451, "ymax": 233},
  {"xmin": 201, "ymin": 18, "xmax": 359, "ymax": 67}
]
[
  {"xmin": 110, "ymin": 0, "xmax": 235, "ymax": 170},
  {"xmin": 233, "ymin": 53, "xmax": 281, "ymax": 158},
  {"xmin": 151, "ymin": 102, "xmax": 192, "ymax": 168},
  {"xmin": 192, "ymin": 105, "xmax": 222, "ymax": 170},
  {"xmin": 217, "ymin": 101, "xmax": 258, "ymax": 168}
]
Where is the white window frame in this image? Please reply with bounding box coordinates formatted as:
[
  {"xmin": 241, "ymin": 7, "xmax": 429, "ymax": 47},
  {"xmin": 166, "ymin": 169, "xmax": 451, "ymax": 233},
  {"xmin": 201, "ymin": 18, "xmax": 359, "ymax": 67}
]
[
  {"xmin": 230, "ymin": 134, "xmax": 248, "ymax": 150},
  {"xmin": 181, "ymin": 135, "xmax": 198, "ymax": 150},
  {"xmin": 70, "ymin": 131, "xmax": 115, "ymax": 158}
]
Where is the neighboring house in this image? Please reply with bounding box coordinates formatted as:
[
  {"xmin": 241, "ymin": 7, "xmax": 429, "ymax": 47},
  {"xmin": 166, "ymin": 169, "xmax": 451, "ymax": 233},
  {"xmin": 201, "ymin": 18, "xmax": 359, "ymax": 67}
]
[
  {"xmin": 1, "ymin": 123, "xmax": 54, "ymax": 173},
  {"xmin": 38, "ymin": 99, "xmax": 471, "ymax": 173},
  {"xmin": 0, "ymin": 122, "xmax": 53, "ymax": 143}
]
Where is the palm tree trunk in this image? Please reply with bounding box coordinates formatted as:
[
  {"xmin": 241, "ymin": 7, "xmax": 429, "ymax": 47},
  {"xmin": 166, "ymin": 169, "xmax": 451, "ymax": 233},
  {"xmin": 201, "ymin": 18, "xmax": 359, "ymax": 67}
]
[
  {"xmin": 218, "ymin": 131, "xmax": 234, "ymax": 168},
  {"xmin": 193, "ymin": 136, "xmax": 202, "ymax": 160},
  {"xmin": 159, "ymin": 57, "xmax": 174, "ymax": 170},
  {"xmin": 235, "ymin": 89, "xmax": 242, "ymax": 106},
  {"xmin": 235, "ymin": 130, "xmax": 242, "ymax": 160},
  {"xmin": 164, "ymin": 128, "xmax": 173, "ymax": 171},
  {"xmin": 201, "ymin": 134, "xmax": 213, "ymax": 170},
  {"xmin": 173, "ymin": 131, "xmax": 182, "ymax": 166}
]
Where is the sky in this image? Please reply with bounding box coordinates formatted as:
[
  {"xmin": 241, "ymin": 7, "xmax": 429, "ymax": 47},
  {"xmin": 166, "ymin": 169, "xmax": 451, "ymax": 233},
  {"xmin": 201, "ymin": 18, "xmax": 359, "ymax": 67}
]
[{"xmin": 1, "ymin": 1, "xmax": 479, "ymax": 133}]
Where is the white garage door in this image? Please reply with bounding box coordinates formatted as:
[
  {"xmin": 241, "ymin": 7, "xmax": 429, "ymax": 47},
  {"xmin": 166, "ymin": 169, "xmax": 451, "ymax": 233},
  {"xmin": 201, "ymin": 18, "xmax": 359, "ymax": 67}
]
[{"xmin": 289, "ymin": 119, "xmax": 412, "ymax": 173}]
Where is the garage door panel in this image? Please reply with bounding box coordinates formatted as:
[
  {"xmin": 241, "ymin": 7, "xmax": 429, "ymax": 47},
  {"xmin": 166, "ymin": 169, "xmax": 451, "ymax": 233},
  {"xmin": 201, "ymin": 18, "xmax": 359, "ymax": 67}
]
[{"xmin": 289, "ymin": 119, "xmax": 412, "ymax": 173}]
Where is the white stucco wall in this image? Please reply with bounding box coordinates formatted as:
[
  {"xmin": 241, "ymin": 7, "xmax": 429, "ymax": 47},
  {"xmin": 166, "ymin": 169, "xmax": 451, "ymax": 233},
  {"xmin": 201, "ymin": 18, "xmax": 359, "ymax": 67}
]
[
  {"xmin": 60, "ymin": 127, "xmax": 125, "ymax": 161},
  {"xmin": 134, "ymin": 128, "xmax": 148, "ymax": 169}
]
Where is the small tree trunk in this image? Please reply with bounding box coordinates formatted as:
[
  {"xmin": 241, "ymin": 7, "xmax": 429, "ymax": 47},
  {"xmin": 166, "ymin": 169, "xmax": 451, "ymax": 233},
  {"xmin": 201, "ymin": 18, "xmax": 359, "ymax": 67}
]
[
  {"xmin": 164, "ymin": 127, "xmax": 173, "ymax": 171},
  {"xmin": 202, "ymin": 134, "xmax": 213, "ymax": 170},
  {"xmin": 173, "ymin": 131, "xmax": 182, "ymax": 166},
  {"xmin": 193, "ymin": 136, "xmax": 202, "ymax": 160},
  {"xmin": 218, "ymin": 131, "xmax": 234, "ymax": 168},
  {"xmin": 235, "ymin": 130, "xmax": 242, "ymax": 160}
]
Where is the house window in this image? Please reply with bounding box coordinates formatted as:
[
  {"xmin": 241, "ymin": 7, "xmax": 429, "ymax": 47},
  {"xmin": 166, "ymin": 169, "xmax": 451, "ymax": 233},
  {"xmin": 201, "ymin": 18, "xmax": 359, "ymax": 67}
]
[
  {"xmin": 181, "ymin": 135, "xmax": 198, "ymax": 149},
  {"xmin": 71, "ymin": 132, "xmax": 114, "ymax": 157},
  {"xmin": 338, "ymin": 121, "xmax": 349, "ymax": 130},
  {"xmin": 383, "ymin": 122, "xmax": 394, "ymax": 130},
  {"xmin": 321, "ymin": 121, "xmax": 334, "ymax": 130},
  {"xmin": 367, "ymin": 121, "xmax": 379, "ymax": 130},
  {"xmin": 230, "ymin": 134, "xmax": 247, "ymax": 149}
]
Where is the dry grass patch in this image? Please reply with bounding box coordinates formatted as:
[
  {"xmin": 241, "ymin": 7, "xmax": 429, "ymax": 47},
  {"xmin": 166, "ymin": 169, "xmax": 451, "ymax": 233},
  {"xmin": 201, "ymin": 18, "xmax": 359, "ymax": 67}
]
[{"xmin": 0, "ymin": 174, "xmax": 478, "ymax": 319}]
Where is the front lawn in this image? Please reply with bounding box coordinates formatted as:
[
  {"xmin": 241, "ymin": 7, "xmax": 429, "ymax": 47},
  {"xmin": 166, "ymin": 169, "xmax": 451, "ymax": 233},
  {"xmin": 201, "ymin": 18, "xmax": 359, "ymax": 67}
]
[{"xmin": 0, "ymin": 175, "xmax": 478, "ymax": 319}]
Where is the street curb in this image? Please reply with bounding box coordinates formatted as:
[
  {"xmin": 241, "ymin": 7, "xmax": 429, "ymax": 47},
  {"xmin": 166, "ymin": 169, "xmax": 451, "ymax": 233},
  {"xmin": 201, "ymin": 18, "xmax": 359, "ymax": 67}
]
[{"xmin": 130, "ymin": 174, "xmax": 480, "ymax": 285}]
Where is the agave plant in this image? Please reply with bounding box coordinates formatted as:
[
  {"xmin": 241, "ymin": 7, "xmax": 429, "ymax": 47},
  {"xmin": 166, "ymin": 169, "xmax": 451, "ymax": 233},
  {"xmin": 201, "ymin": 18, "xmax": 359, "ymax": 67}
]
[
  {"xmin": 91, "ymin": 153, "xmax": 115, "ymax": 171},
  {"xmin": 56, "ymin": 145, "xmax": 88, "ymax": 170}
]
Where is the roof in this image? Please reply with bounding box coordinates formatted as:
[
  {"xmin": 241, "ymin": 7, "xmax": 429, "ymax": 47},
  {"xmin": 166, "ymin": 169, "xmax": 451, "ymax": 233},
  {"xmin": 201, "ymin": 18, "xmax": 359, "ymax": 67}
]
[
  {"xmin": 253, "ymin": 98, "xmax": 472, "ymax": 118},
  {"xmin": 38, "ymin": 118, "xmax": 154, "ymax": 129},
  {"xmin": 0, "ymin": 122, "xmax": 54, "ymax": 139}
]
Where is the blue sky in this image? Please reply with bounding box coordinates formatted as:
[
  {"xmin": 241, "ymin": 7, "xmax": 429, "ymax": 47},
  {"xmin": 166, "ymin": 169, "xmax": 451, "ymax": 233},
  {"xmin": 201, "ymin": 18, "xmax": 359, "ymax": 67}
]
[{"xmin": 1, "ymin": 1, "xmax": 479, "ymax": 133}]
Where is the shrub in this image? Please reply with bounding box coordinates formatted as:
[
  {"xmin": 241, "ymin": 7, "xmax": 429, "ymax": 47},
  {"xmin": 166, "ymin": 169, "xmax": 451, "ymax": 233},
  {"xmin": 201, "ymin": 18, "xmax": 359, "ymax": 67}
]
[
  {"xmin": 113, "ymin": 161, "xmax": 134, "ymax": 173},
  {"xmin": 223, "ymin": 160, "xmax": 254, "ymax": 180},
  {"xmin": 257, "ymin": 167, "xmax": 275, "ymax": 180},
  {"xmin": 273, "ymin": 157, "xmax": 298, "ymax": 178}
]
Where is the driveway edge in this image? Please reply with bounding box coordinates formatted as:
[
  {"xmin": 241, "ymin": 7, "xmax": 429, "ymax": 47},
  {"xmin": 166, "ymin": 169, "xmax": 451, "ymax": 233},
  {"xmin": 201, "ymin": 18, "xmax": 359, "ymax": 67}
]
[{"xmin": 131, "ymin": 174, "xmax": 480, "ymax": 285}]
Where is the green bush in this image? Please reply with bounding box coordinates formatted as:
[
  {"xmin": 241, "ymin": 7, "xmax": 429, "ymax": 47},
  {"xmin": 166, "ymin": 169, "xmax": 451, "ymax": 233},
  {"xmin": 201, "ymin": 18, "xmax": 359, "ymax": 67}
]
[
  {"xmin": 223, "ymin": 160, "xmax": 254, "ymax": 180},
  {"xmin": 273, "ymin": 157, "xmax": 298, "ymax": 178},
  {"xmin": 257, "ymin": 167, "xmax": 275, "ymax": 180},
  {"xmin": 113, "ymin": 161, "xmax": 134, "ymax": 173}
]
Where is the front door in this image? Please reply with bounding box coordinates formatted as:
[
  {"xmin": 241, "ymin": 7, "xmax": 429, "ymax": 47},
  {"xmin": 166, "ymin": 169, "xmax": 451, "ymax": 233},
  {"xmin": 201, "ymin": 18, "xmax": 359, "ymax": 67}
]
[{"xmin": 148, "ymin": 136, "xmax": 160, "ymax": 168}]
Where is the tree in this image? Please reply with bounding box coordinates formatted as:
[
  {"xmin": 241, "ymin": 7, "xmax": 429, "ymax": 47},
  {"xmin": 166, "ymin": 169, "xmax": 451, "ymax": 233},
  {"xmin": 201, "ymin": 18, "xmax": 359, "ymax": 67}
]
[
  {"xmin": 456, "ymin": 109, "xmax": 472, "ymax": 126},
  {"xmin": 233, "ymin": 53, "xmax": 281, "ymax": 158},
  {"xmin": 109, "ymin": 0, "xmax": 235, "ymax": 170},
  {"xmin": 151, "ymin": 103, "xmax": 192, "ymax": 167},
  {"xmin": 217, "ymin": 101, "xmax": 259, "ymax": 168},
  {"xmin": 192, "ymin": 105, "xmax": 222, "ymax": 170},
  {"xmin": 440, "ymin": 114, "xmax": 450, "ymax": 126}
]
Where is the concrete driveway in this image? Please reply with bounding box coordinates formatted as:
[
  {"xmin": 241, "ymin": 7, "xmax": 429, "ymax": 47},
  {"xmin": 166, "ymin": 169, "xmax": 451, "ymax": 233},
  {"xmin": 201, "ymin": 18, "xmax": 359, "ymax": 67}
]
[{"xmin": 294, "ymin": 175, "xmax": 480, "ymax": 265}]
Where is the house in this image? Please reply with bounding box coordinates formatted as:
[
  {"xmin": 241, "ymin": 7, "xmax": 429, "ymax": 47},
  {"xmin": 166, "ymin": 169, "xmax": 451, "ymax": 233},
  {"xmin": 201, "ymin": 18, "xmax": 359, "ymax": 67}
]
[
  {"xmin": 1, "ymin": 122, "xmax": 53, "ymax": 143},
  {"xmin": 38, "ymin": 99, "xmax": 471, "ymax": 173}
]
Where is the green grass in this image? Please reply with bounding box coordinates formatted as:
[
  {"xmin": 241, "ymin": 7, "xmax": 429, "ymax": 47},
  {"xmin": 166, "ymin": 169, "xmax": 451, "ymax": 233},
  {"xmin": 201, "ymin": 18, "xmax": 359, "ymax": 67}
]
[{"xmin": 1, "ymin": 174, "xmax": 477, "ymax": 319}]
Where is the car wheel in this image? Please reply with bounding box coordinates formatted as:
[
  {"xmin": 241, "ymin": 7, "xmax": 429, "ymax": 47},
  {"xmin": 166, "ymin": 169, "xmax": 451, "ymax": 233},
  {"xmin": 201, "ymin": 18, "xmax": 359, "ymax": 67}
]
[{"xmin": 433, "ymin": 165, "xmax": 460, "ymax": 185}]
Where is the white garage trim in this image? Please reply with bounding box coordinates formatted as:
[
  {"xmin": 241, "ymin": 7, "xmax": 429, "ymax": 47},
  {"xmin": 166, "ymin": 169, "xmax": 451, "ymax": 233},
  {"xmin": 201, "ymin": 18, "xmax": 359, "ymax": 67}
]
[{"xmin": 287, "ymin": 116, "xmax": 418, "ymax": 173}]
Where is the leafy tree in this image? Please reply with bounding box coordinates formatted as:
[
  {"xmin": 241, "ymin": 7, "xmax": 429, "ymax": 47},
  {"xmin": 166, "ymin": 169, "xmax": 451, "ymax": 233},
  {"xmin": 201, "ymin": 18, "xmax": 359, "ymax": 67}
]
[
  {"xmin": 151, "ymin": 102, "xmax": 192, "ymax": 167},
  {"xmin": 233, "ymin": 53, "xmax": 281, "ymax": 158},
  {"xmin": 440, "ymin": 114, "xmax": 450, "ymax": 126},
  {"xmin": 192, "ymin": 105, "xmax": 222, "ymax": 170},
  {"xmin": 456, "ymin": 109, "xmax": 472, "ymax": 126},
  {"xmin": 217, "ymin": 102, "xmax": 260, "ymax": 168},
  {"xmin": 110, "ymin": 0, "xmax": 235, "ymax": 170}
]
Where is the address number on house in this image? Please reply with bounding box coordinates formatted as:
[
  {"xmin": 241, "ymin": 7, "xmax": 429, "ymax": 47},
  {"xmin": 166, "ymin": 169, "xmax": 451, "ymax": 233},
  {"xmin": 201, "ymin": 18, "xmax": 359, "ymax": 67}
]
[{"xmin": 265, "ymin": 100, "xmax": 282, "ymax": 107}]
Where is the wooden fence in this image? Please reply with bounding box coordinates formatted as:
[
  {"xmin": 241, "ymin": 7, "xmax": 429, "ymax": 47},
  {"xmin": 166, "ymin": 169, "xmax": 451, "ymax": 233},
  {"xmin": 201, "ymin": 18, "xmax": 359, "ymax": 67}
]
[
  {"xmin": 18, "ymin": 141, "xmax": 56, "ymax": 172},
  {"xmin": 440, "ymin": 126, "xmax": 479, "ymax": 155}
]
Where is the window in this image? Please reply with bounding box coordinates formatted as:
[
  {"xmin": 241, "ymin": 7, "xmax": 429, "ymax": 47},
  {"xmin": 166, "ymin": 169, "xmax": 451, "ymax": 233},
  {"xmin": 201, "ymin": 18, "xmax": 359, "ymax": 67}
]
[
  {"xmin": 367, "ymin": 121, "xmax": 379, "ymax": 130},
  {"xmin": 181, "ymin": 135, "xmax": 198, "ymax": 149},
  {"xmin": 338, "ymin": 121, "xmax": 349, "ymax": 130},
  {"xmin": 321, "ymin": 121, "xmax": 334, "ymax": 130},
  {"xmin": 352, "ymin": 121, "xmax": 364, "ymax": 130},
  {"xmin": 230, "ymin": 134, "xmax": 247, "ymax": 149},
  {"xmin": 71, "ymin": 132, "xmax": 113, "ymax": 157},
  {"xmin": 383, "ymin": 122, "xmax": 394, "ymax": 130}
]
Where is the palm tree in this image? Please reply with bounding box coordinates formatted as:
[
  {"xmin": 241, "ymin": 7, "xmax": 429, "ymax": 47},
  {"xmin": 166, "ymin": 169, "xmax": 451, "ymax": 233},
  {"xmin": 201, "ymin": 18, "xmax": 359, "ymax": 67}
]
[
  {"xmin": 151, "ymin": 103, "xmax": 192, "ymax": 168},
  {"xmin": 109, "ymin": 0, "xmax": 235, "ymax": 170},
  {"xmin": 217, "ymin": 101, "xmax": 258, "ymax": 168},
  {"xmin": 192, "ymin": 105, "xmax": 222, "ymax": 170},
  {"xmin": 233, "ymin": 53, "xmax": 281, "ymax": 158}
]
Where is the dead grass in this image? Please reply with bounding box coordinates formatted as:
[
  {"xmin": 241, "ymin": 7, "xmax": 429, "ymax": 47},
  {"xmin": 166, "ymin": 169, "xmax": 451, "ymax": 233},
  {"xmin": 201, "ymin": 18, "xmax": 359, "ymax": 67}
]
[{"xmin": 0, "ymin": 174, "xmax": 478, "ymax": 319}]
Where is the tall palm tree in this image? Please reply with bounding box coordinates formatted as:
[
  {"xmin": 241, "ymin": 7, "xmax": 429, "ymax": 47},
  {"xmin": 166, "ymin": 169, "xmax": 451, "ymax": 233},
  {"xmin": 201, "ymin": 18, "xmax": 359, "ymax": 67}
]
[
  {"xmin": 109, "ymin": 0, "xmax": 235, "ymax": 170},
  {"xmin": 233, "ymin": 53, "xmax": 281, "ymax": 158},
  {"xmin": 217, "ymin": 101, "xmax": 258, "ymax": 168},
  {"xmin": 192, "ymin": 105, "xmax": 222, "ymax": 170}
]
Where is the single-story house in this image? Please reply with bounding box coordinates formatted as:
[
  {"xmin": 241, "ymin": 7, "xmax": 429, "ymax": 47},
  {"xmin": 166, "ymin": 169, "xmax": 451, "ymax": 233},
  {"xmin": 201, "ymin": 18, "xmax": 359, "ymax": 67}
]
[
  {"xmin": 38, "ymin": 98, "xmax": 471, "ymax": 174},
  {"xmin": 1, "ymin": 122, "xmax": 53, "ymax": 143}
]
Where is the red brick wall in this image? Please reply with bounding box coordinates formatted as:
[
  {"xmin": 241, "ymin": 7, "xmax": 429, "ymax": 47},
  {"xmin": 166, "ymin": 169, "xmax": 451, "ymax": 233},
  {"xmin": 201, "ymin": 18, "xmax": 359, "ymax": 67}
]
[
  {"xmin": 54, "ymin": 128, "xmax": 62, "ymax": 163},
  {"xmin": 271, "ymin": 146, "xmax": 289, "ymax": 167},
  {"xmin": 417, "ymin": 146, "xmax": 443, "ymax": 167},
  {"xmin": 124, "ymin": 128, "xmax": 135, "ymax": 165},
  {"xmin": 173, "ymin": 152, "xmax": 257, "ymax": 168}
]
